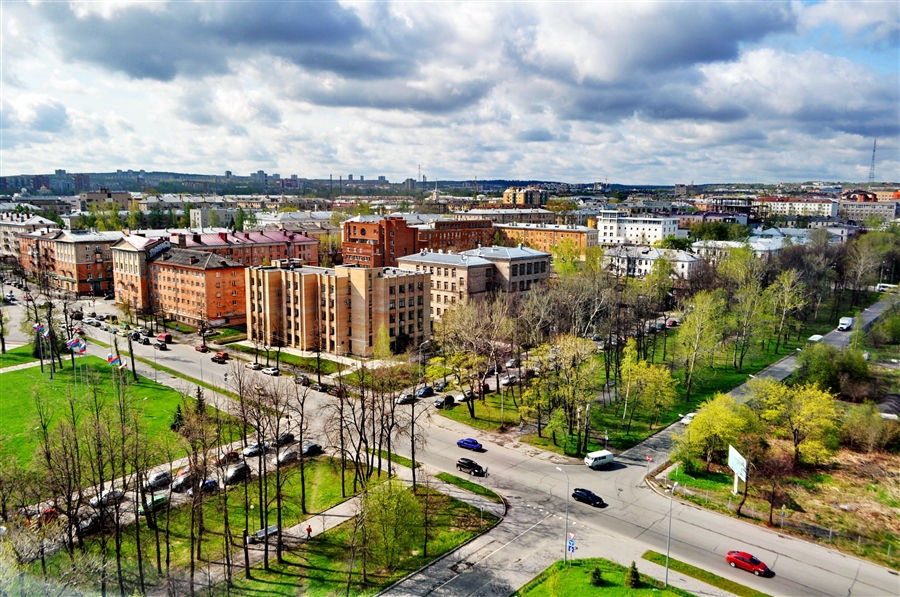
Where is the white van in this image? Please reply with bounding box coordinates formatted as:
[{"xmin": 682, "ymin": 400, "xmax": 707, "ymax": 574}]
[
  {"xmin": 584, "ymin": 450, "xmax": 615, "ymax": 469},
  {"xmin": 876, "ymin": 283, "xmax": 897, "ymax": 292},
  {"xmin": 837, "ymin": 317, "xmax": 854, "ymax": 331}
]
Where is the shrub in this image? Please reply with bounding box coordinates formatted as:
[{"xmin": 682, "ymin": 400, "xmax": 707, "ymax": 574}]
[
  {"xmin": 590, "ymin": 566, "xmax": 603, "ymax": 586},
  {"xmin": 624, "ymin": 561, "xmax": 640, "ymax": 588}
]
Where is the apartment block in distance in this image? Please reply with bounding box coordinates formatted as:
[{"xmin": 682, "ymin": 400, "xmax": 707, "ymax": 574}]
[
  {"xmin": 149, "ymin": 248, "xmax": 246, "ymax": 326},
  {"xmin": 170, "ymin": 230, "xmax": 318, "ymax": 267},
  {"xmin": 0, "ymin": 213, "xmax": 59, "ymax": 261},
  {"xmin": 342, "ymin": 216, "xmax": 418, "ymax": 268},
  {"xmin": 247, "ymin": 261, "xmax": 430, "ymax": 357},
  {"xmin": 494, "ymin": 222, "xmax": 599, "ymax": 258},
  {"xmin": 502, "ymin": 186, "xmax": 549, "ymax": 206}
]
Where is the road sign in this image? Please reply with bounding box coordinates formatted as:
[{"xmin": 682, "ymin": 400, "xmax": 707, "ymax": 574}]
[
  {"xmin": 646, "ymin": 455, "xmax": 652, "ymax": 462},
  {"xmin": 567, "ymin": 538, "xmax": 575, "ymax": 553},
  {"xmin": 569, "ymin": 532, "xmax": 576, "ymax": 540}
]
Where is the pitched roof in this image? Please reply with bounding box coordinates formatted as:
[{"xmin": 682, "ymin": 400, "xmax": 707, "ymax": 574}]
[{"xmin": 151, "ymin": 247, "xmax": 243, "ymax": 269}]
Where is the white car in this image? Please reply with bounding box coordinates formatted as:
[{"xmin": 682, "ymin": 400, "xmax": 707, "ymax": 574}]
[
  {"xmin": 261, "ymin": 367, "xmax": 279, "ymax": 376},
  {"xmin": 681, "ymin": 412, "xmax": 697, "ymax": 425},
  {"xmin": 500, "ymin": 374, "xmax": 518, "ymax": 386},
  {"xmin": 89, "ymin": 488, "xmax": 124, "ymax": 508}
]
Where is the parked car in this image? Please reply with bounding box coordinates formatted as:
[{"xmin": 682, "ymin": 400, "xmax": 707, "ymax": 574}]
[
  {"xmin": 591, "ymin": 333, "xmax": 602, "ymax": 341},
  {"xmin": 246, "ymin": 361, "xmax": 262, "ymax": 370},
  {"xmin": 680, "ymin": 412, "xmax": 697, "ymax": 425},
  {"xmin": 89, "ymin": 488, "xmax": 124, "ymax": 508},
  {"xmin": 242, "ymin": 441, "xmax": 270, "ymax": 457},
  {"xmin": 138, "ymin": 495, "xmax": 169, "ymax": 516},
  {"xmin": 28, "ymin": 508, "xmax": 59, "ymax": 527},
  {"xmin": 171, "ymin": 472, "xmax": 195, "ymax": 493},
  {"xmin": 77, "ymin": 512, "xmax": 105, "ymax": 537},
  {"xmin": 456, "ymin": 457, "xmax": 484, "ymax": 476},
  {"xmin": 500, "ymin": 374, "xmax": 518, "ymax": 386},
  {"xmin": 396, "ymin": 393, "xmax": 415, "ymax": 405},
  {"xmin": 153, "ymin": 341, "xmax": 168, "ymax": 350},
  {"xmin": 261, "ymin": 367, "xmax": 279, "ymax": 376},
  {"xmin": 214, "ymin": 450, "xmax": 241, "ymax": 467},
  {"xmin": 294, "ymin": 374, "xmax": 310, "ymax": 385},
  {"xmin": 416, "ymin": 385, "xmax": 434, "ymax": 398},
  {"xmin": 143, "ymin": 470, "xmax": 172, "ymax": 491},
  {"xmin": 273, "ymin": 432, "xmax": 295, "ymax": 447},
  {"xmin": 138, "ymin": 337, "xmax": 150, "ymax": 345},
  {"xmin": 272, "ymin": 449, "xmax": 299, "ymax": 467},
  {"xmin": 130, "ymin": 332, "xmax": 141, "ymax": 341},
  {"xmin": 505, "ymin": 358, "xmax": 520, "ymax": 368},
  {"xmin": 311, "ymin": 382, "xmax": 328, "ymax": 392},
  {"xmin": 435, "ymin": 380, "xmax": 449, "ymax": 392},
  {"xmin": 211, "ymin": 351, "xmax": 229, "ymax": 364},
  {"xmin": 156, "ymin": 333, "xmax": 172, "ymax": 343},
  {"xmin": 572, "ymin": 488, "xmax": 605, "ymax": 507},
  {"xmin": 188, "ymin": 479, "xmax": 219, "ymax": 496},
  {"xmin": 726, "ymin": 551, "xmax": 769, "ymax": 576},
  {"xmin": 23, "ymin": 294, "xmax": 33, "ymax": 301},
  {"xmin": 195, "ymin": 345, "xmax": 209, "ymax": 353},
  {"xmin": 73, "ymin": 327, "xmax": 85, "ymax": 335},
  {"xmin": 434, "ymin": 394, "xmax": 455, "ymax": 409},
  {"xmin": 666, "ymin": 319, "xmax": 679, "ymax": 327},
  {"xmin": 224, "ymin": 462, "xmax": 251, "ymax": 485},
  {"xmin": 301, "ymin": 443, "xmax": 323, "ymax": 457},
  {"xmin": 457, "ymin": 438, "xmax": 482, "ymax": 451},
  {"xmin": 456, "ymin": 393, "xmax": 471, "ymax": 403}
]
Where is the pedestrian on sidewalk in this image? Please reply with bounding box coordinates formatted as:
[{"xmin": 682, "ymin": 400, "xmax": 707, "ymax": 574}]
[{"xmin": 306, "ymin": 525, "xmax": 313, "ymax": 540}]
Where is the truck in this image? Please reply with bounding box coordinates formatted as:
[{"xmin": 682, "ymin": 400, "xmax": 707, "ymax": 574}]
[{"xmin": 837, "ymin": 317, "xmax": 854, "ymax": 331}]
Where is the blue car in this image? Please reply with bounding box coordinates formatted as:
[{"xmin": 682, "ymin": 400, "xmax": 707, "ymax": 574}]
[
  {"xmin": 457, "ymin": 438, "xmax": 482, "ymax": 451},
  {"xmin": 416, "ymin": 386, "xmax": 434, "ymax": 398}
]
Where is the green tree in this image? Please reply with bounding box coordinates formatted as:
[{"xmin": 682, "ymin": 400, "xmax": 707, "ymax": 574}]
[
  {"xmin": 673, "ymin": 393, "xmax": 743, "ymax": 471},
  {"xmin": 127, "ymin": 203, "xmax": 143, "ymax": 229},
  {"xmin": 678, "ymin": 290, "xmax": 726, "ymax": 401},
  {"xmin": 207, "ymin": 209, "xmax": 221, "ymax": 228},
  {"xmin": 374, "ymin": 323, "xmax": 392, "ymax": 359},
  {"xmin": 551, "ymin": 238, "xmax": 580, "ymax": 277},
  {"xmin": 654, "ymin": 235, "xmax": 693, "ymax": 251},
  {"xmin": 765, "ymin": 269, "xmax": 806, "ymax": 354},
  {"xmin": 362, "ymin": 479, "xmax": 422, "ymax": 570},
  {"xmin": 841, "ymin": 402, "xmax": 889, "ymax": 452},
  {"xmin": 624, "ymin": 561, "xmax": 640, "ymax": 588},
  {"xmin": 234, "ymin": 207, "xmax": 246, "ymax": 232}
]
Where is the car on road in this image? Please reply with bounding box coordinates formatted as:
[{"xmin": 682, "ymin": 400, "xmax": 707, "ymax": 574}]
[
  {"xmin": 89, "ymin": 488, "xmax": 124, "ymax": 508},
  {"xmin": 726, "ymin": 551, "xmax": 769, "ymax": 576},
  {"xmin": 153, "ymin": 341, "xmax": 168, "ymax": 350},
  {"xmin": 456, "ymin": 457, "xmax": 484, "ymax": 476},
  {"xmin": 500, "ymin": 374, "xmax": 518, "ymax": 386},
  {"xmin": 416, "ymin": 385, "xmax": 434, "ymax": 398},
  {"xmin": 456, "ymin": 392, "xmax": 471, "ymax": 403},
  {"xmin": 188, "ymin": 479, "xmax": 219, "ymax": 496},
  {"xmin": 311, "ymin": 382, "xmax": 329, "ymax": 392},
  {"xmin": 301, "ymin": 443, "xmax": 323, "ymax": 457},
  {"xmin": 242, "ymin": 441, "xmax": 270, "ymax": 457},
  {"xmin": 214, "ymin": 451, "xmax": 241, "ymax": 467},
  {"xmin": 77, "ymin": 512, "xmax": 105, "ymax": 537},
  {"xmin": 224, "ymin": 463, "xmax": 251, "ymax": 485},
  {"xmin": 666, "ymin": 319, "xmax": 679, "ymax": 327},
  {"xmin": 171, "ymin": 472, "xmax": 195, "ymax": 493},
  {"xmin": 293, "ymin": 374, "xmax": 310, "ymax": 385},
  {"xmin": 396, "ymin": 393, "xmax": 415, "ymax": 405},
  {"xmin": 434, "ymin": 380, "xmax": 449, "ymax": 392},
  {"xmin": 138, "ymin": 495, "xmax": 169, "ymax": 516},
  {"xmin": 156, "ymin": 333, "xmax": 172, "ymax": 343},
  {"xmin": 457, "ymin": 438, "xmax": 482, "ymax": 451},
  {"xmin": 143, "ymin": 470, "xmax": 172, "ymax": 491},
  {"xmin": 194, "ymin": 345, "xmax": 209, "ymax": 352},
  {"xmin": 837, "ymin": 316, "xmax": 854, "ymax": 331},
  {"xmin": 505, "ymin": 358, "xmax": 520, "ymax": 368},
  {"xmin": 272, "ymin": 449, "xmax": 299, "ymax": 467},
  {"xmin": 572, "ymin": 488, "xmax": 605, "ymax": 507},
  {"xmin": 591, "ymin": 333, "xmax": 603, "ymax": 341},
  {"xmin": 73, "ymin": 327, "xmax": 85, "ymax": 335},
  {"xmin": 28, "ymin": 508, "xmax": 59, "ymax": 527},
  {"xmin": 246, "ymin": 361, "xmax": 262, "ymax": 370},
  {"xmin": 138, "ymin": 337, "xmax": 150, "ymax": 345},
  {"xmin": 130, "ymin": 332, "xmax": 142, "ymax": 341},
  {"xmin": 23, "ymin": 294, "xmax": 33, "ymax": 301},
  {"xmin": 434, "ymin": 394, "xmax": 455, "ymax": 409},
  {"xmin": 261, "ymin": 367, "xmax": 279, "ymax": 376},
  {"xmin": 273, "ymin": 432, "xmax": 295, "ymax": 447},
  {"xmin": 680, "ymin": 412, "xmax": 696, "ymax": 425},
  {"xmin": 211, "ymin": 351, "xmax": 229, "ymax": 364}
]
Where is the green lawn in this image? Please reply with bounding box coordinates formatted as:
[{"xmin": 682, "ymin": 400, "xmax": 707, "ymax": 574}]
[
  {"xmin": 439, "ymin": 390, "xmax": 522, "ymax": 432},
  {"xmin": 228, "ymin": 343, "xmax": 346, "ymax": 376},
  {"xmin": 0, "ymin": 355, "xmax": 241, "ymax": 470},
  {"xmin": 642, "ymin": 551, "xmax": 771, "ymax": 597},
  {"xmin": 0, "ymin": 343, "xmax": 38, "ymax": 369},
  {"xmin": 513, "ymin": 557, "xmax": 696, "ymax": 597},
  {"xmin": 205, "ymin": 487, "xmax": 499, "ymax": 597},
  {"xmin": 435, "ymin": 472, "xmax": 503, "ymax": 503},
  {"xmin": 668, "ymin": 468, "xmax": 733, "ymax": 491}
]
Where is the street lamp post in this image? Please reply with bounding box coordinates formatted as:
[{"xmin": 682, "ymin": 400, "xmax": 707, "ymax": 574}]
[
  {"xmin": 665, "ymin": 481, "xmax": 679, "ymax": 588},
  {"xmin": 555, "ymin": 466, "xmax": 569, "ymax": 564}
]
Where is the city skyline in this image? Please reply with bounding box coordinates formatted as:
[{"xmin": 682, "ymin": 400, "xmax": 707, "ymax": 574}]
[{"xmin": 1, "ymin": 1, "xmax": 898, "ymax": 184}]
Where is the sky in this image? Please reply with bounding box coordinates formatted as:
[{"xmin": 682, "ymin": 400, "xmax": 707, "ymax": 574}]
[{"xmin": 1, "ymin": 1, "xmax": 898, "ymax": 185}]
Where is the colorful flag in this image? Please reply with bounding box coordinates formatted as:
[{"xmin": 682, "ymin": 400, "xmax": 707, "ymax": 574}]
[
  {"xmin": 118, "ymin": 363, "xmax": 127, "ymax": 370},
  {"xmin": 66, "ymin": 337, "xmax": 79, "ymax": 348},
  {"xmin": 77, "ymin": 342, "xmax": 87, "ymax": 354},
  {"xmin": 32, "ymin": 323, "xmax": 44, "ymax": 332},
  {"xmin": 42, "ymin": 329, "xmax": 51, "ymax": 339},
  {"xmin": 108, "ymin": 354, "xmax": 121, "ymax": 366}
]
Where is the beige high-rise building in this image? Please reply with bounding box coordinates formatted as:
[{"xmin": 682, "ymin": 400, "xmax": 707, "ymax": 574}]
[{"xmin": 247, "ymin": 261, "xmax": 430, "ymax": 357}]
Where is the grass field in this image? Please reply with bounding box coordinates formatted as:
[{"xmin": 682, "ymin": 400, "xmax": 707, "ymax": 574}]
[
  {"xmin": 512, "ymin": 557, "xmax": 696, "ymax": 597},
  {"xmin": 0, "ymin": 355, "xmax": 241, "ymax": 469},
  {"xmin": 438, "ymin": 390, "xmax": 522, "ymax": 432},
  {"xmin": 228, "ymin": 343, "xmax": 346, "ymax": 376},
  {"xmin": 0, "ymin": 343, "xmax": 38, "ymax": 368},
  {"xmin": 435, "ymin": 472, "xmax": 503, "ymax": 503},
  {"xmin": 204, "ymin": 487, "xmax": 499, "ymax": 597}
]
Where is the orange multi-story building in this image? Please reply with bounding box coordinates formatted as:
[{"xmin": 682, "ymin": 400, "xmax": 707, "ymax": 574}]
[
  {"xmin": 414, "ymin": 219, "xmax": 494, "ymax": 252},
  {"xmin": 342, "ymin": 216, "xmax": 419, "ymax": 268},
  {"xmin": 111, "ymin": 235, "xmax": 171, "ymax": 315},
  {"xmin": 170, "ymin": 230, "xmax": 318, "ymax": 267},
  {"xmin": 20, "ymin": 229, "xmax": 122, "ymax": 296},
  {"xmin": 149, "ymin": 248, "xmax": 246, "ymax": 327}
]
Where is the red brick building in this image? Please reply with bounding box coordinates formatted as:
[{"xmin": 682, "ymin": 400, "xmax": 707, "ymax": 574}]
[
  {"xmin": 414, "ymin": 219, "xmax": 494, "ymax": 252},
  {"xmin": 170, "ymin": 230, "xmax": 318, "ymax": 267},
  {"xmin": 342, "ymin": 216, "xmax": 419, "ymax": 267}
]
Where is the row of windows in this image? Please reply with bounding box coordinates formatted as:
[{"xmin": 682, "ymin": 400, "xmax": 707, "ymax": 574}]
[
  {"xmin": 388, "ymin": 282, "xmax": 424, "ymax": 294},
  {"xmin": 388, "ymin": 296, "xmax": 424, "ymax": 309},
  {"xmin": 510, "ymin": 261, "xmax": 547, "ymax": 277},
  {"xmin": 431, "ymin": 280, "xmax": 460, "ymax": 291}
]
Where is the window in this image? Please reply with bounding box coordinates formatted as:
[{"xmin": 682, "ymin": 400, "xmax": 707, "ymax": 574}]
[
  {"xmin": 389, "ymin": 286, "xmax": 395, "ymax": 295},
  {"xmin": 512, "ymin": 264, "xmax": 518, "ymax": 276},
  {"xmin": 389, "ymin": 300, "xmax": 395, "ymax": 310},
  {"xmin": 399, "ymin": 298, "xmax": 405, "ymax": 308}
]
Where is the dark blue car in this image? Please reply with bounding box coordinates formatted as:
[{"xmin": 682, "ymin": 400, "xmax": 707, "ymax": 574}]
[
  {"xmin": 457, "ymin": 438, "xmax": 482, "ymax": 451},
  {"xmin": 416, "ymin": 386, "xmax": 434, "ymax": 397}
]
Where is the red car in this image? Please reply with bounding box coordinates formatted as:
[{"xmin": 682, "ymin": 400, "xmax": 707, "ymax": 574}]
[
  {"xmin": 214, "ymin": 451, "xmax": 240, "ymax": 467},
  {"xmin": 28, "ymin": 507, "xmax": 59, "ymax": 527},
  {"xmin": 726, "ymin": 551, "xmax": 769, "ymax": 576},
  {"xmin": 194, "ymin": 345, "xmax": 209, "ymax": 353}
]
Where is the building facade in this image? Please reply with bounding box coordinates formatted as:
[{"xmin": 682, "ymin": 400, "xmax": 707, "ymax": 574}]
[
  {"xmin": 20, "ymin": 229, "xmax": 122, "ymax": 296},
  {"xmin": 0, "ymin": 213, "xmax": 59, "ymax": 260},
  {"xmin": 397, "ymin": 250, "xmax": 494, "ymax": 320},
  {"xmin": 501, "ymin": 186, "xmax": 549, "ymax": 206},
  {"xmin": 494, "ymin": 223, "xmax": 598, "ymax": 258},
  {"xmin": 170, "ymin": 230, "xmax": 318, "ymax": 267},
  {"xmin": 754, "ymin": 197, "xmax": 838, "ymax": 218},
  {"xmin": 460, "ymin": 245, "xmax": 551, "ymax": 293},
  {"xmin": 111, "ymin": 235, "xmax": 171, "ymax": 315},
  {"xmin": 454, "ymin": 208, "xmax": 556, "ymax": 225},
  {"xmin": 604, "ymin": 246, "xmax": 700, "ymax": 280},
  {"xmin": 342, "ymin": 216, "xmax": 418, "ymax": 268},
  {"xmin": 247, "ymin": 262, "xmax": 430, "ymax": 357},
  {"xmin": 837, "ymin": 200, "xmax": 899, "ymax": 222},
  {"xmin": 414, "ymin": 219, "xmax": 494, "ymax": 253},
  {"xmin": 593, "ymin": 212, "xmax": 681, "ymax": 245}
]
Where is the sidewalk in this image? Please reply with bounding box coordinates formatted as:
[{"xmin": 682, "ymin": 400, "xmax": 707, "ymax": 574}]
[{"xmin": 149, "ymin": 462, "xmax": 506, "ymax": 596}]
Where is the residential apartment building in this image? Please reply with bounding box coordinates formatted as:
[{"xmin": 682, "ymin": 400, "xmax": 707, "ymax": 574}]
[
  {"xmin": 79, "ymin": 188, "xmax": 133, "ymax": 211},
  {"xmin": 20, "ymin": 229, "xmax": 123, "ymax": 296},
  {"xmin": 414, "ymin": 219, "xmax": 494, "ymax": 253},
  {"xmin": 454, "ymin": 208, "xmax": 556, "ymax": 225},
  {"xmin": 754, "ymin": 197, "xmax": 838, "ymax": 218},
  {"xmin": 149, "ymin": 248, "xmax": 246, "ymax": 326},
  {"xmin": 0, "ymin": 213, "xmax": 59, "ymax": 260},
  {"xmin": 460, "ymin": 245, "xmax": 551, "ymax": 293},
  {"xmin": 170, "ymin": 230, "xmax": 318, "ymax": 267},
  {"xmin": 501, "ymin": 186, "xmax": 549, "ymax": 206},
  {"xmin": 593, "ymin": 211, "xmax": 681, "ymax": 245},
  {"xmin": 837, "ymin": 200, "xmax": 899, "ymax": 222},
  {"xmin": 110, "ymin": 235, "xmax": 171, "ymax": 314},
  {"xmin": 604, "ymin": 246, "xmax": 699, "ymax": 280},
  {"xmin": 397, "ymin": 250, "xmax": 494, "ymax": 319},
  {"xmin": 342, "ymin": 216, "xmax": 418, "ymax": 268},
  {"xmin": 247, "ymin": 262, "xmax": 430, "ymax": 357},
  {"xmin": 494, "ymin": 223, "xmax": 598, "ymax": 258}
]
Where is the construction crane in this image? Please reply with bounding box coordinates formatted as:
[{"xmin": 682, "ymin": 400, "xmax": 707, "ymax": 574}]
[{"xmin": 868, "ymin": 139, "xmax": 877, "ymax": 188}]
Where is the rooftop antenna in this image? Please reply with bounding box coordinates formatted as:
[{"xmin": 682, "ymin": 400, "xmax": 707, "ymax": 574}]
[{"xmin": 868, "ymin": 139, "xmax": 877, "ymax": 189}]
